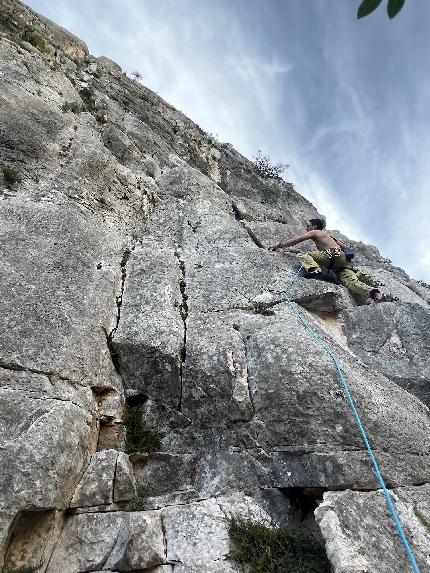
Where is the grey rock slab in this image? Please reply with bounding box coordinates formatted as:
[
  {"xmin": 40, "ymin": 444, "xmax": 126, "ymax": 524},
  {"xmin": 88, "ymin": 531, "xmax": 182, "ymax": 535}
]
[
  {"xmin": 47, "ymin": 511, "xmax": 166, "ymax": 572},
  {"xmin": 133, "ymin": 453, "xmax": 200, "ymax": 498},
  {"xmin": 0, "ymin": 199, "xmax": 123, "ymax": 389},
  {"xmin": 0, "ymin": 40, "xmax": 155, "ymax": 230},
  {"xmin": 184, "ymin": 245, "xmax": 297, "ymax": 313},
  {"xmin": 97, "ymin": 390, "xmax": 125, "ymax": 424},
  {"xmin": 244, "ymin": 220, "xmax": 309, "ymax": 250},
  {"xmin": 241, "ymin": 304, "xmax": 430, "ymax": 457},
  {"xmin": 341, "ymin": 302, "xmax": 430, "ymax": 406},
  {"xmin": 216, "ymin": 491, "xmax": 275, "ymax": 524},
  {"xmin": 406, "ymin": 279, "xmax": 430, "ymax": 305},
  {"xmin": 114, "ymin": 452, "xmax": 137, "ymax": 503},
  {"xmin": 142, "ymin": 490, "xmax": 201, "ymax": 511},
  {"xmin": 181, "ymin": 313, "xmax": 253, "ymax": 423},
  {"xmin": 231, "ymin": 194, "xmax": 292, "ymax": 223},
  {"xmin": 315, "ymin": 484, "xmax": 430, "ymax": 573},
  {"xmin": 270, "ymin": 449, "xmax": 430, "ymax": 490},
  {"xmin": 112, "ymin": 241, "xmax": 184, "ymax": 407},
  {"xmin": 0, "ymin": 0, "xmax": 89, "ymax": 58},
  {"xmin": 70, "ymin": 449, "xmax": 118, "ymax": 508},
  {"xmin": 0, "ymin": 368, "xmax": 97, "ymax": 512},
  {"xmin": 144, "ymin": 166, "xmax": 251, "ymax": 250},
  {"xmin": 163, "ymin": 498, "xmax": 228, "ymax": 567},
  {"xmin": 193, "ymin": 448, "xmax": 270, "ymax": 498},
  {"xmin": 163, "ymin": 495, "xmax": 269, "ymax": 571},
  {"xmin": 140, "ymin": 398, "xmax": 191, "ymax": 438},
  {"xmin": 289, "ymin": 278, "xmax": 356, "ymax": 313}
]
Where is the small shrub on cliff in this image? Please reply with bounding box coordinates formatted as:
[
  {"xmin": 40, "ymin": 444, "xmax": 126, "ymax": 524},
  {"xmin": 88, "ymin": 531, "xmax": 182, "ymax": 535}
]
[
  {"xmin": 2, "ymin": 166, "xmax": 22, "ymax": 184},
  {"xmin": 383, "ymin": 292, "xmax": 399, "ymax": 302},
  {"xmin": 253, "ymin": 150, "xmax": 290, "ymax": 180},
  {"xmin": 27, "ymin": 32, "xmax": 48, "ymax": 53},
  {"xmin": 131, "ymin": 70, "xmax": 143, "ymax": 81},
  {"xmin": 228, "ymin": 517, "xmax": 331, "ymax": 573},
  {"xmin": 79, "ymin": 87, "xmax": 96, "ymax": 111},
  {"xmin": 61, "ymin": 101, "xmax": 81, "ymax": 113},
  {"xmin": 127, "ymin": 485, "xmax": 151, "ymax": 511},
  {"xmin": 125, "ymin": 406, "xmax": 161, "ymax": 454}
]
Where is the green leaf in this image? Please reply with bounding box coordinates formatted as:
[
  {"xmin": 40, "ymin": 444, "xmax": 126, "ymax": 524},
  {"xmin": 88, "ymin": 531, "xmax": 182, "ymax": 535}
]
[
  {"xmin": 387, "ymin": 0, "xmax": 406, "ymax": 19},
  {"xmin": 357, "ymin": 0, "xmax": 383, "ymax": 19}
]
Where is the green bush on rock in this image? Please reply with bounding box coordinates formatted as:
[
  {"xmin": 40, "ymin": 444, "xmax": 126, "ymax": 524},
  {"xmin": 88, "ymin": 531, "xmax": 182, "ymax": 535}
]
[
  {"xmin": 125, "ymin": 406, "xmax": 161, "ymax": 454},
  {"xmin": 228, "ymin": 517, "xmax": 331, "ymax": 573}
]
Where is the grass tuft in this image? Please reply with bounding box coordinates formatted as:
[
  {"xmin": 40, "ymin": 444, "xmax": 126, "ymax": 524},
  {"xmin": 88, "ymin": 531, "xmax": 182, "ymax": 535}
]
[
  {"xmin": 126, "ymin": 485, "xmax": 151, "ymax": 511},
  {"xmin": 125, "ymin": 406, "xmax": 161, "ymax": 454},
  {"xmin": 27, "ymin": 32, "xmax": 49, "ymax": 53},
  {"xmin": 79, "ymin": 87, "xmax": 96, "ymax": 111},
  {"xmin": 228, "ymin": 517, "xmax": 331, "ymax": 573},
  {"xmin": 2, "ymin": 166, "xmax": 22, "ymax": 184}
]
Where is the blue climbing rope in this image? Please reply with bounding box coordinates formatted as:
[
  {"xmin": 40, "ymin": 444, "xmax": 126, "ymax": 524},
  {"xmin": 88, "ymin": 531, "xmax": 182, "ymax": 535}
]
[{"xmin": 281, "ymin": 266, "xmax": 421, "ymax": 573}]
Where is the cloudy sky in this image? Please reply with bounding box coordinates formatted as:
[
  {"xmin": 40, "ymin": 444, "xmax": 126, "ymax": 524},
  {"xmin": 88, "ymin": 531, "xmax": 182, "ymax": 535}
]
[{"xmin": 26, "ymin": 0, "xmax": 430, "ymax": 282}]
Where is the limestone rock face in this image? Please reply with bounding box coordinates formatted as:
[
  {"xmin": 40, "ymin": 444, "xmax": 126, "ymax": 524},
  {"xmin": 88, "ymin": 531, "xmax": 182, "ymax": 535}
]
[
  {"xmin": 341, "ymin": 302, "xmax": 430, "ymax": 406},
  {"xmin": 47, "ymin": 511, "xmax": 166, "ymax": 572},
  {"xmin": 315, "ymin": 485, "xmax": 430, "ymax": 573},
  {"xmin": 1, "ymin": 1, "xmax": 430, "ymax": 571}
]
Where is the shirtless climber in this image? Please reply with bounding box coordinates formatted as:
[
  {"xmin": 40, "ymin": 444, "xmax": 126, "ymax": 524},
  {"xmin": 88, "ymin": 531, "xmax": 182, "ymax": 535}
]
[{"xmin": 269, "ymin": 218, "xmax": 384, "ymax": 303}]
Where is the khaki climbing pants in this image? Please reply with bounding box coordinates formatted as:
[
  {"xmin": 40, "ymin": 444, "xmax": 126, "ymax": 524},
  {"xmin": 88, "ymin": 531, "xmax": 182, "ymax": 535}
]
[{"xmin": 296, "ymin": 251, "xmax": 374, "ymax": 299}]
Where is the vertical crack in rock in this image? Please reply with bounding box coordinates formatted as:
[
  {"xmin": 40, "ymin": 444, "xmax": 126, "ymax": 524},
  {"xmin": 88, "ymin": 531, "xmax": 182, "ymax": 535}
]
[
  {"xmin": 231, "ymin": 323, "xmax": 255, "ymax": 422},
  {"xmin": 112, "ymin": 452, "xmax": 120, "ymax": 504},
  {"xmin": 231, "ymin": 202, "xmax": 265, "ymax": 248},
  {"xmin": 174, "ymin": 248, "xmax": 188, "ymax": 411},
  {"xmin": 106, "ymin": 243, "xmax": 136, "ymax": 372},
  {"xmin": 160, "ymin": 513, "xmax": 169, "ymax": 565}
]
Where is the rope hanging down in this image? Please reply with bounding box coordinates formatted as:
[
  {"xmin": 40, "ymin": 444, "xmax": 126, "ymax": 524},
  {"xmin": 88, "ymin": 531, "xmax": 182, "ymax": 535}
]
[{"xmin": 281, "ymin": 266, "xmax": 421, "ymax": 573}]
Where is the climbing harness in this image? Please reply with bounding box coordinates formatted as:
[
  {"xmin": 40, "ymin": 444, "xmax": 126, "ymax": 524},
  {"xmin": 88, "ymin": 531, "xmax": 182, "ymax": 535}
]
[{"xmin": 281, "ymin": 266, "xmax": 421, "ymax": 573}]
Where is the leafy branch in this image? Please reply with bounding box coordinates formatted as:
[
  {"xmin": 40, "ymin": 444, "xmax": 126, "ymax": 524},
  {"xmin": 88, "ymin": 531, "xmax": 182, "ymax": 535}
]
[{"xmin": 357, "ymin": 0, "xmax": 405, "ymax": 20}]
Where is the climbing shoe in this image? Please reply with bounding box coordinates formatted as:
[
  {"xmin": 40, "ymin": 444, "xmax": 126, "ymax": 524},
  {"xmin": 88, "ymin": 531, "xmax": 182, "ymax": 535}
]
[{"xmin": 304, "ymin": 270, "xmax": 339, "ymax": 284}]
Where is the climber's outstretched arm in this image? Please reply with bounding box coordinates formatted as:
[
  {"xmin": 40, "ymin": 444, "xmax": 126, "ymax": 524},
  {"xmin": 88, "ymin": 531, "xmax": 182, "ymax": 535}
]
[{"xmin": 269, "ymin": 231, "xmax": 316, "ymax": 251}]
